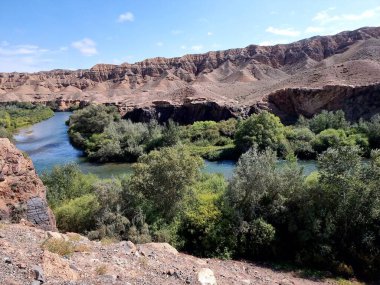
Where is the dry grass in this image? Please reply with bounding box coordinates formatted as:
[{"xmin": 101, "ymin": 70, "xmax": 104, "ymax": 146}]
[
  {"xmin": 335, "ymin": 279, "xmax": 365, "ymax": 285},
  {"xmin": 100, "ymin": 237, "xmax": 119, "ymax": 245},
  {"xmin": 42, "ymin": 238, "xmax": 75, "ymax": 256},
  {"xmin": 74, "ymin": 243, "xmax": 91, "ymax": 253},
  {"xmin": 139, "ymin": 256, "xmax": 149, "ymax": 269},
  {"xmin": 95, "ymin": 264, "xmax": 108, "ymax": 275},
  {"xmin": 42, "ymin": 237, "xmax": 91, "ymax": 255},
  {"xmin": 67, "ymin": 233, "xmax": 82, "ymax": 242}
]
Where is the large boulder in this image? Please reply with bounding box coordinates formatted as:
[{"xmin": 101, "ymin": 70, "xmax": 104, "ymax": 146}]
[{"xmin": 0, "ymin": 138, "xmax": 56, "ymax": 230}]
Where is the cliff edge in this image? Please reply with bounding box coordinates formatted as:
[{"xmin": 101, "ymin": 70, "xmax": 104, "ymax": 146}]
[{"xmin": 0, "ymin": 138, "xmax": 56, "ymax": 231}]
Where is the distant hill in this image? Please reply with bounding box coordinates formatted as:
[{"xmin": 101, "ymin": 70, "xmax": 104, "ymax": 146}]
[{"xmin": 1, "ymin": 26, "xmax": 380, "ymax": 122}]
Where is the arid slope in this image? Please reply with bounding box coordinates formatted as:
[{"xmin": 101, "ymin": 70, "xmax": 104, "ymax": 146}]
[{"xmin": 1, "ymin": 27, "xmax": 380, "ymax": 122}]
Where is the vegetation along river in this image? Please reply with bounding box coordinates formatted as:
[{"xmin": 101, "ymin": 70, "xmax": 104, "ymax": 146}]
[{"xmin": 14, "ymin": 112, "xmax": 317, "ymax": 178}]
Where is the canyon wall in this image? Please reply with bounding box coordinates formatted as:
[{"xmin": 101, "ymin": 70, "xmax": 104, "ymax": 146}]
[{"xmin": 1, "ymin": 27, "xmax": 380, "ymax": 122}]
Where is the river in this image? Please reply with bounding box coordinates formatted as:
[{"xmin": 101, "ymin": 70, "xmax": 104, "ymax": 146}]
[{"xmin": 13, "ymin": 112, "xmax": 317, "ymax": 179}]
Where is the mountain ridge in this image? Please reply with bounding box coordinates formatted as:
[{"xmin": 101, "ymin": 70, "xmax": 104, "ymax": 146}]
[{"xmin": 1, "ymin": 26, "xmax": 380, "ymax": 122}]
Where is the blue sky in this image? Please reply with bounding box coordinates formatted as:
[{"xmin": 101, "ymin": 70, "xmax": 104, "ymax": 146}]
[{"xmin": 1, "ymin": 0, "xmax": 380, "ymax": 72}]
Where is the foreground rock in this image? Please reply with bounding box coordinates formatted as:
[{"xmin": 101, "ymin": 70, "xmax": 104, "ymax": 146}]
[
  {"xmin": 1, "ymin": 27, "xmax": 380, "ymax": 122},
  {"xmin": 0, "ymin": 138, "xmax": 56, "ymax": 230},
  {"xmin": 0, "ymin": 223, "xmax": 339, "ymax": 285}
]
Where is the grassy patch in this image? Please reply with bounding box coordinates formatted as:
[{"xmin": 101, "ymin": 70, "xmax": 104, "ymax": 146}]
[
  {"xmin": 74, "ymin": 243, "xmax": 91, "ymax": 253},
  {"xmin": 42, "ymin": 237, "xmax": 91, "ymax": 255},
  {"xmin": 67, "ymin": 233, "xmax": 82, "ymax": 242},
  {"xmin": 335, "ymin": 279, "xmax": 365, "ymax": 285},
  {"xmin": 100, "ymin": 236, "xmax": 119, "ymax": 245},
  {"xmin": 42, "ymin": 238, "xmax": 75, "ymax": 256},
  {"xmin": 95, "ymin": 264, "xmax": 108, "ymax": 275}
]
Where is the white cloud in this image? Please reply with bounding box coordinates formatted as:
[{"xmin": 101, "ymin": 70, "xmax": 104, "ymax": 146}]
[
  {"xmin": 117, "ymin": 12, "xmax": 134, "ymax": 23},
  {"xmin": 71, "ymin": 38, "xmax": 98, "ymax": 56},
  {"xmin": 0, "ymin": 44, "xmax": 48, "ymax": 56},
  {"xmin": 207, "ymin": 32, "xmax": 213, "ymax": 36},
  {"xmin": 180, "ymin": 45, "xmax": 187, "ymax": 50},
  {"xmin": 191, "ymin": 45, "xmax": 203, "ymax": 51},
  {"xmin": 171, "ymin": 30, "xmax": 183, "ymax": 35},
  {"xmin": 0, "ymin": 42, "xmax": 66, "ymax": 72},
  {"xmin": 313, "ymin": 6, "xmax": 380, "ymax": 25},
  {"xmin": 305, "ymin": 26, "xmax": 325, "ymax": 34},
  {"xmin": 156, "ymin": 42, "xmax": 163, "ymax": 47},
  {"xmin": 265, "ymin": 26, "xmax": 301, "ymax": 37}
]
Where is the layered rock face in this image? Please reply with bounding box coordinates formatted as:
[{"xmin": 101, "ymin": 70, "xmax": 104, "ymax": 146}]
[
  {"xmin": 1, "ymin": 27, "xmax": 380, "ymax": 122},
  {"xmin": 0, "ymin": 138, "xmax": 56, "ymax": 230}
]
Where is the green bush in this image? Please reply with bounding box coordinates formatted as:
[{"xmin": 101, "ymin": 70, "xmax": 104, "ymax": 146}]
[
  {"xmin": 0, "ymin": 103, "xmax": 53, "ymax": 132},
  {"xmin": 42, "ymin": 163, "xmax": 98, "ymax": 208},
  {"xmin": 307, "ymin": 110, "xmax": 349, "ymax": 133},
  {"xmin": 129, "ymin": 146, "xmax": 203, "ymax": 221},
  {"xmin": 179, "ymin": 174, "xmax": 228, "ymax": 255},
  {"xmin": 312, "ymin": 128, "xmax": 348, "ymax": 152},
  {"xmin": 54, "ymin": 194, "xmax": 99, "ymax": 233},
  {"xmin": 286, "ymin": 127, "xmax": 316, "ymax": 159},
  {"xmin": 234, "ymin": 111, "xmax": 286, "ymax": 153}
]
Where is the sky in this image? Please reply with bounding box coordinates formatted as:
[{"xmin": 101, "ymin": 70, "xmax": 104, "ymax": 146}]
[{"xmin": 1, "ymin": 0, "xmax": 380, "ymax": 72}]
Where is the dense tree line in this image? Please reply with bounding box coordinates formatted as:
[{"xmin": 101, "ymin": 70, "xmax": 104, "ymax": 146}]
[
  {"xmin": 40, "ymin": 105, "xmax": 380, "ymax": 280},
  {"xmin": 43, "ymin": 144, "xmax": 380, "ymax": 280},
  {"xmin": 0, "ymin": 102, "xmax": 54, "ymax": 139},
  {"xmin": 68, "ymin": 105, "xmax": 380, "ymax": 163}
]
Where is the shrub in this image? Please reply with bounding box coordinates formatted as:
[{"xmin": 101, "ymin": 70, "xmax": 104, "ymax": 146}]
[
  {"xmin": 312, "ymin": 128, "xmax": 347, "ymax": 152},
  {"xmin": 308, "ymin": 110, "xmax": 349, "ymax": 133},
  {"xmin": 42, "ymin": 163, "xmax": 98, "ymax": 208},
  {"xmin": 68, "ymin": 104, "xmax": 120, "ymax": 142},
  {"xmin": 54, "ymin": 194, "xmax": 100, "ymax": 233},
  {"xmin": 179, "ymin": 174, "xmax": 228, "ymax": 255},
  {"xmin": 129, "ymin": 146, "xmax": 203, "ymax": 222},
  {"xmin": 234, "ymin": 111, "xmax": 286, "ymax": 153},
  {"xmin": 286, "ymin": 127, "xmax": 316, "ymax": 159}
]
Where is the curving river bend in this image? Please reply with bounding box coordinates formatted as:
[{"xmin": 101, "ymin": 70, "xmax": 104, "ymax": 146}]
[{"xmin": 14, "ymin": 112, "xmax": 317, "ymax": 179}]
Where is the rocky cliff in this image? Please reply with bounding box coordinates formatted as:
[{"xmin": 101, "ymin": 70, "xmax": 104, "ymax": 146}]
[
  {"xmin": 0, "ymin": 138, "xmax": 56, "ymax": 231},
  {"xmin": 1, "ymin": 26, "xmax": 380, "ymax": 122}
]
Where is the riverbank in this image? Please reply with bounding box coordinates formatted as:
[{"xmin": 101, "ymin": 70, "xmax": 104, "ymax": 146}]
[{"xmin": 14, "ymin": 112, "xmax": 318, "ymax": 178}]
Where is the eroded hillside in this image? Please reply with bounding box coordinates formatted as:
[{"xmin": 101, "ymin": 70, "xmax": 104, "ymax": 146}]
[{"xmin": 1, "ymin": 27, "xmax": 380, "ymax": 122}]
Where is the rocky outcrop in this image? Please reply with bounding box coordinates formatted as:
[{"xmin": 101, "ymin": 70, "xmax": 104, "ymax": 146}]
[
  {"xmin": 266, "ymin": 83, "xmax": 380, "ymax": 123},
  {"xmin": 123, "ymin": 99, "xmax": 241, "ymax": 124},
  {"xmin": 0, "ymin": 138, "xmax": 56, "ymax": 230},
  {"xmin": 1, "ymin": 27, "xmax": 380, "ymax": 122}
]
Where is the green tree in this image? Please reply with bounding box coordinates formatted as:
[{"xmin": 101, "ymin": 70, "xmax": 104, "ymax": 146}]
[
  {"xmin": 179, "ymin": 174, "xmax": 230, "ymax": 256},
  {"xmin": 42, "ymin": 163, "xmax": 98, "ymax": 208},
  {"xmin": 54, "ymin": 194, "xmax": 99, "ymax": 233},
  {"xmin": 286, "ymin": 127, "xmax": 316, "ymax": 159},
  {"xmin": 308, "ymin": 110, "xmax": 349, "ymax": 133},
  {"xmin": 68, "ymin": 104, "xmax": 120, "ymax": 147},
  {"xmin": 234, "ymin": 111, "xmax": 286, "ymax": 153},
  {"xmin": 0, "ymin": 110, "xmax": 11, "ymax": 128},
  {"xmin": 129, "ymin": 146, "xmax": 203, "ymax": 221},
  {"xmin": 227, "ymin": 147, "xmax": 303, "ymax": 258}
]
